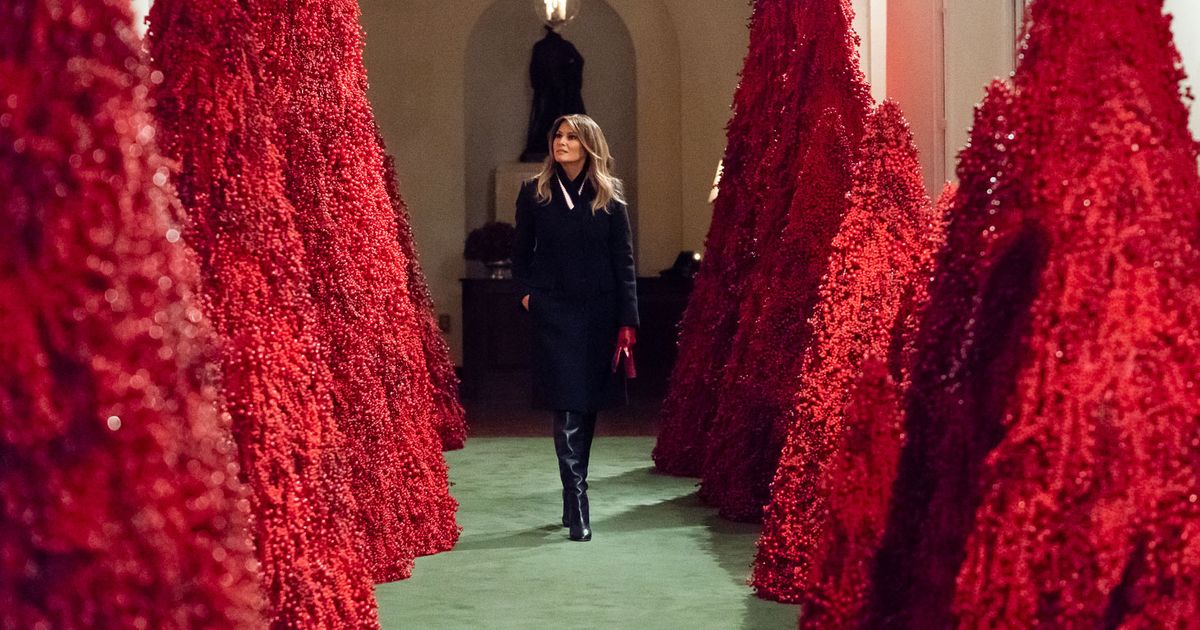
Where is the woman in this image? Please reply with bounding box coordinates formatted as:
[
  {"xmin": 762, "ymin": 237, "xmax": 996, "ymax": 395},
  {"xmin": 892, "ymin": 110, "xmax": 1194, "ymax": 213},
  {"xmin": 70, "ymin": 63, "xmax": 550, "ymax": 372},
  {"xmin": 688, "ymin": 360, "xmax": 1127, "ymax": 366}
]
[{"xmin": 513, "ymin": 114, "xmax": 638, "ymax": 542}]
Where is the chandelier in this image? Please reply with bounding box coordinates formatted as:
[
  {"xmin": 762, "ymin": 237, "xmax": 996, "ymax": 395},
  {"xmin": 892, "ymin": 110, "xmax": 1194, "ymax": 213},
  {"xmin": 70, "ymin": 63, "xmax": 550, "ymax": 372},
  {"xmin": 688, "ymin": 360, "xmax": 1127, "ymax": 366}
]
[{"xmin": 536, "ymin": 0, "xmax": 581, "ymax": 30}]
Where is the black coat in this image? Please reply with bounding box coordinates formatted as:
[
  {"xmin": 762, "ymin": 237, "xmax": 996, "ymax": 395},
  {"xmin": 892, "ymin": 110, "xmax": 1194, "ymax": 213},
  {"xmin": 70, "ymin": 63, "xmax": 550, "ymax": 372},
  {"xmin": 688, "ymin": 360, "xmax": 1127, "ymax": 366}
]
[{"xmin": 513, "ymin": 170, "xmax": 638, "ymax": 412}]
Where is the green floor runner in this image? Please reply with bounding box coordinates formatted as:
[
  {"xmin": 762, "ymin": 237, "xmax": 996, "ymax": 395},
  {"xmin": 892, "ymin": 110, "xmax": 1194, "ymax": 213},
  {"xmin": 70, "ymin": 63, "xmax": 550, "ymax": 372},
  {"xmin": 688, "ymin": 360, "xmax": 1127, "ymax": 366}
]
[{"xmin": 376, "ymin": 437, "xmax": 799, "ymax": 629}]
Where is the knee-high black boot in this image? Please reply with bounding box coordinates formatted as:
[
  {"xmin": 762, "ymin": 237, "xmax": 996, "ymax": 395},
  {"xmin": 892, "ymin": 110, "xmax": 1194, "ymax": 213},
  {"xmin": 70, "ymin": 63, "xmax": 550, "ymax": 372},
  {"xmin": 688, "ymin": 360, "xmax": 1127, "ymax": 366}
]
[
  {"xmin": 553, "ymin": 410, "xmax": 593, "ymax": 541},
  {"xmin": 558, "ymin": 412, "xmax": 598, "ymax": 528}
]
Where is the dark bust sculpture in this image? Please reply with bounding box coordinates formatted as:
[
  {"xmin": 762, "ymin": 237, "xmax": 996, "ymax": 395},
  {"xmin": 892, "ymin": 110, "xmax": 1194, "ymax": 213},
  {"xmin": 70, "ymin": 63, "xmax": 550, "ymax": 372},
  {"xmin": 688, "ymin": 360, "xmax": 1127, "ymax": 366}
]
[{"xmin": 521, "ymin": 27, "xmax": 586, "ymax": 162}]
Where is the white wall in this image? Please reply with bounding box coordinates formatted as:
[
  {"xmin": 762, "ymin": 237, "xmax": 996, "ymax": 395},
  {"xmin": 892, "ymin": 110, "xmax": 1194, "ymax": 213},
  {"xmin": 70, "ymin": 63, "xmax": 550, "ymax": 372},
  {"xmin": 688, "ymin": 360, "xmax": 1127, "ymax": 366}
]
[
  {"xmin": 943, "ymin": 0, "xmax": 1020, "ymax": 182},
  {"xmin": 1166, "ymin": 0, "xmax": 1200, "ymax": 141},
  {"xmin": 662, "ymin": 0, "xmax": 752, "ymax": 251},
  {"xmin": 885, "ymin": 0, "xmax": 948, "ymax": 193},
  {"xmin": 131, "ymin": 0, "xmax": 151, "ymax": 35}
]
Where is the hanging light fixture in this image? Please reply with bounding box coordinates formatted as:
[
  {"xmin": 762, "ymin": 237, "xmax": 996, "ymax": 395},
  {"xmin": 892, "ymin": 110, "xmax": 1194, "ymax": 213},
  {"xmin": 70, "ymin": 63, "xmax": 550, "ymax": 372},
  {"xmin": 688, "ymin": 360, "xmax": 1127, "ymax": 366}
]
[{"xmin": 535, "ymin": 0, "xmax": 581, "ymax": 30}]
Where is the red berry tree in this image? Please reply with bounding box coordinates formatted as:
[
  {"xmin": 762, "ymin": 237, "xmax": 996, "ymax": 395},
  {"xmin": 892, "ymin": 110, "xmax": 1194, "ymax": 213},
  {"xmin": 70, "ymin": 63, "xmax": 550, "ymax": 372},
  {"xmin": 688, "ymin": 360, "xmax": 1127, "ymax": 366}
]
[
  {"xmin": 866, "ymin": 79, "xmax": 1038, "ymax": 629},
  {"xmin": 378, "ymin": 138, "xmax": 467, "ymax": 452},
  {"xmin": 654, "ymin": 0, "xmax": 812, "ymax": 475},
  {"xmin": 698, "ymin": 0, "xmax": 872, "ymax": 520},
  {"xmin": 245, "ymin": 0, "xmax": 460, "ymax": 580},
  {"xmin": 869, "ymin": 1, "xmax": 1200, "ymax": 626},
  {"xmin": 952, "ymin": 1, "xmax": 1200, "ymax": 625},
  {"xmin": 751, "ymin": 102, "xmax": 943, "ymax": 616},
  {"xmin": 797, "ymin": 357, "xmax": 905, "ymax": 628},
  {"xmin": 0, "ymin": 1, "xmax": 262, "ymax": 626},
  {"xmin": 149, "ymin": 0, "xmax": 383, "ymax": 624}
]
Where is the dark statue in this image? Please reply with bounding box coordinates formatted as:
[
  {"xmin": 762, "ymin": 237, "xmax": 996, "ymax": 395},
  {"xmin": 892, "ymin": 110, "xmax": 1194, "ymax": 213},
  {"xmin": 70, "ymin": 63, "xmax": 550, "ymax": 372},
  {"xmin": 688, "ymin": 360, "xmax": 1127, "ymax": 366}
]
[{"xmin": 521, "ymin": 27, "xmax": 586, "ymax": 162}]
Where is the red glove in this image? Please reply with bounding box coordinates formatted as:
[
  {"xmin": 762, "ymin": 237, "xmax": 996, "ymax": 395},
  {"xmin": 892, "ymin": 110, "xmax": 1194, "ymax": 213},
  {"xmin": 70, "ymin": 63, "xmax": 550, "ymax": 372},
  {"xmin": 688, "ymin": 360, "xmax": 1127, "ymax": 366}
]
[{"xmin": 611, "ymin": 326, "xmax": 637, "ymax": 377}]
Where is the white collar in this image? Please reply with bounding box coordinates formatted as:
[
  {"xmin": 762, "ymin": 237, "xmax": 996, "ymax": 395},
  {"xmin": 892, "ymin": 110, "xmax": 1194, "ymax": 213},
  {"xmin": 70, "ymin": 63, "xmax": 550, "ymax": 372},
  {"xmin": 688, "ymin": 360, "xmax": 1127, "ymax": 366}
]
[{"xmin": 556, "ymin": 174, "xmax": 586, "ymax": 210}]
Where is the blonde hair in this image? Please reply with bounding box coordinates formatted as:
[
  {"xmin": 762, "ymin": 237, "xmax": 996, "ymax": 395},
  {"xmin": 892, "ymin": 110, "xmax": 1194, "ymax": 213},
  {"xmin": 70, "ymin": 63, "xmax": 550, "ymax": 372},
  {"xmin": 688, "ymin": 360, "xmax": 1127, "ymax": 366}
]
[{"xmin": 534, "ymin": 114, "xmax": 625, "ymax": 213}]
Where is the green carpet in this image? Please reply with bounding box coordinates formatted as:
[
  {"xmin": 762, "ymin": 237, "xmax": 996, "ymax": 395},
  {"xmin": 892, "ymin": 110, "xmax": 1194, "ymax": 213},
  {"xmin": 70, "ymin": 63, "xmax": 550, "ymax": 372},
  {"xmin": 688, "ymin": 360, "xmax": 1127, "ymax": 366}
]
[{"xmin": 376, "ymin": 436, "xmax": 799, "ymax": 629}]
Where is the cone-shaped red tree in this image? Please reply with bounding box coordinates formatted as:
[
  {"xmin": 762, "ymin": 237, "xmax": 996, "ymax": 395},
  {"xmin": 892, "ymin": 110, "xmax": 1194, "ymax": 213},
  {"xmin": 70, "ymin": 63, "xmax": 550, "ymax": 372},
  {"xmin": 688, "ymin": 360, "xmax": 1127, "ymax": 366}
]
[
  {"xmin": 245, "ymin": 0, "xmax": 460, "ymax": 580},
  {"xmin": 869, "ymin": 1, "xmax": 1200, "ymax": 626},
  {"xmin": 378, "ymin": 139, "xmax": 467, "ymax": 452},
  {"xmin": 952, "ymin": 1, "xmax": 1200, "ymax": 625},
  {"xmin": 794, "ymin": 357, "xmax": 905, "ymax": 629},
  {"xmin": 866, "ymin": 79, "xmax": 1039, "ymax": 629},
  {"xmin": 699, "ymin": 0, "xmax": 872, "ymax": 519},
  {"xmin": 751, "ymin": 101, "xmax": 942, "ymax": 612},
  {"xmin": 0, "ymin": 1, "xmax": 262, "ymax": 626},
  {"xmin": 654, "ymin": 0, "xmax": 810, "ymax": 475},
  {"xmin": 149, "ymin": 0, "xmax": 383, "ymax": 624}
]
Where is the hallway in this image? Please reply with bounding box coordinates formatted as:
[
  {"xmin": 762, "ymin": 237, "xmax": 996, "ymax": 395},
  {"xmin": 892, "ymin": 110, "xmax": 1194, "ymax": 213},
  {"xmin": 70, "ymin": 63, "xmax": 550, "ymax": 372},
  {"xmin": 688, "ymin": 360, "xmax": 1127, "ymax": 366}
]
[{"xmin": 376, "ymin": 436, "xmax": 799, "ymax": 629}]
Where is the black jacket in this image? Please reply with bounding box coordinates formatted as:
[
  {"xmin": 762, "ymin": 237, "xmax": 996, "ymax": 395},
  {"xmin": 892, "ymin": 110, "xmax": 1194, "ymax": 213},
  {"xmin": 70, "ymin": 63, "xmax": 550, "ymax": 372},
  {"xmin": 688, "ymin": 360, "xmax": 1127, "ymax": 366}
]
[{"xmin": 513, "ymin": 172, "xmax": 639, "ymax": 327}]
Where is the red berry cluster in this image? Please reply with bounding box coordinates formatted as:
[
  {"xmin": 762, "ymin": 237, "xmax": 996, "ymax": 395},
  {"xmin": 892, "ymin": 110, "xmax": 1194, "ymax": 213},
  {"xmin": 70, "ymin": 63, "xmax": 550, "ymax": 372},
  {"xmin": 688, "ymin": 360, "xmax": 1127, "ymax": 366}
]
[
  {"xmin": 0, "ymin": 1, "xmax": 262, "ymax": 626},
  {"xmin": 750, "ymin": 101, "xmax": 945, "ymax": 621},
  {"xmin": 797, "ymin": 357, "xmax": 905, "ymax": 629},
  {"xmin": 246, "ymin": 0, "xmax": 460, "ymax": 579},
  {"xmin": 951, "ymin": 1, "xmax": 1200, "ymax": 625},
  {"xmin": 250, "ymin": 0, "xmax": 461, "ymax": 581}
]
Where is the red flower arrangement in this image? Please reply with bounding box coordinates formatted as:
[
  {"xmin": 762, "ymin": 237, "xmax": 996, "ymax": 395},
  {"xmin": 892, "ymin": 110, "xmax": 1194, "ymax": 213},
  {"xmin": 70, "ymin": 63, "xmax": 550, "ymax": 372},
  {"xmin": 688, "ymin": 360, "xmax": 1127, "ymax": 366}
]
[
  {"xmin": 148, "ymin": 0, "xmax": 381, "ymax": 624},
  {"xmin": 464, "ymin": 221, "xmax": 518, "ymax": 264},
  {"xmin": 751, "ymin": 101, "xmax": 944, "ymax": 618},
  {"xmin": 1, "ymin": 1, "xmax": 262, "ymax": 626}
]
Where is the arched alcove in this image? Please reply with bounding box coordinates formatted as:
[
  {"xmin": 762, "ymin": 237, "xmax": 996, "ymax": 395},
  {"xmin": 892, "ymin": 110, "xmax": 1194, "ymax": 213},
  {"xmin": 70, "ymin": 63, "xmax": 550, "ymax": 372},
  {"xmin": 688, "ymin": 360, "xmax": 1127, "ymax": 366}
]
[{"xmin": 465, "ymin": 0, "xmax": 637, "ymax": 241}]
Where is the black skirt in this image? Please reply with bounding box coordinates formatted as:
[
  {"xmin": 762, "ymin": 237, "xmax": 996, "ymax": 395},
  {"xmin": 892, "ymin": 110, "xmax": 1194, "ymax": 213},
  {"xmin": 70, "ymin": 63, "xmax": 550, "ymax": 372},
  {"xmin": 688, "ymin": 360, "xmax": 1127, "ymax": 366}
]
[{"xmin": 528, "ymin": 288, "xmax": 625, "ymax": 412}]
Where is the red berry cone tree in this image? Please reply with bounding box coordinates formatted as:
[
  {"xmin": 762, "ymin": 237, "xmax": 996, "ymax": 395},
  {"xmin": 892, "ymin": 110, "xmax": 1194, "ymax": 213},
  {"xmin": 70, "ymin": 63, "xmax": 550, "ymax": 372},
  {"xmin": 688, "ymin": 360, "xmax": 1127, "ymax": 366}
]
[
  {"xmin": 952, "ymin": 1, "xmax": 1200, "ymax": 625},
  {"xmin": 869, "ymin": 1, "xmax": 1200, "ymax": 626},
  {"xmin": 798, "ymin": 357, "xmax": 906, "ymax": 629},
  {"xmin": 751, "ymin": 101, "xmax": 943, "ymax": 612},
  {"xmin": 245, "ymin": 0, "xmax": 460, "ymax": 580},
  {"xmin": 866, "ymin": 80, "xmax": 1039, "ymax": 629},
  {"xmin": 697, "ymin": 0, "xmax": 872, "ymax": 521},
  {"xmin": 0, "ymin": 1, "xmax": 262, "ymax": 626},
  {"xmin": 149, "ymin": 0, "xmax": 383, "ymax": 624},
  {"xmin": 377, "ymin": 134, "xmax": 467, "ymax": 452},
  {"xmin": 782, "ymin": 186, "xmax": 959, "ymax": 630},
  {"xmin": 654, "ymin": 0, "xmax": 809, "ymax": 475}
]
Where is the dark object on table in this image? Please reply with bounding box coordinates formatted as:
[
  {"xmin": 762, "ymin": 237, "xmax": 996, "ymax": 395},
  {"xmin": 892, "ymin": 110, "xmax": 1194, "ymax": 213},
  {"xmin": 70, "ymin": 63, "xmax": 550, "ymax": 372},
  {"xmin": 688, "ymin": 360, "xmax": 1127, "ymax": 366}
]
[
  {"xmin": 520, "ymin": 27, "xmax": 586, "ymax": 162},
  {"xmin": 464, "ymin": 221, "xmax": 516, "ymax": 264},
  {"xmin": 660, "ymin": 251, "xmax": 702, "ymax": 279}
]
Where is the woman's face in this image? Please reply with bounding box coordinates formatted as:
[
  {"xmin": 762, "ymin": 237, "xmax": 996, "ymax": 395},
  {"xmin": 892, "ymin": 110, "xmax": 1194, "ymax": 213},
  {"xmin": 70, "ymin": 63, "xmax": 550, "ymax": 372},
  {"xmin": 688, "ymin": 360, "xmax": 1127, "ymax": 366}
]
[{"xmin": 552, "ymin": 124, "xmax": 585, "ymax": 168}]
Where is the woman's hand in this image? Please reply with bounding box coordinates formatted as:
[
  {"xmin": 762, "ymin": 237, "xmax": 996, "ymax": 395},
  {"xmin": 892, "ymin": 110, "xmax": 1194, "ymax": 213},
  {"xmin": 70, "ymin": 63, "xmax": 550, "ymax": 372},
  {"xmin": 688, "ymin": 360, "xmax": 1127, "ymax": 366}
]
[{"xmin": 522, "ymin": 294, "xmax": 530, "ymax": 311}]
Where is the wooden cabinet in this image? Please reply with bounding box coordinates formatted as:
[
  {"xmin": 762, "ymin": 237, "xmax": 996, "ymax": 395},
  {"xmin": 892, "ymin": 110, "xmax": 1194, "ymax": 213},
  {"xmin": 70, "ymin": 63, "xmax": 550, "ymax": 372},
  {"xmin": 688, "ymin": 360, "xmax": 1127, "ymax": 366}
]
[{"xmin": 459, "ymin": 277, "xmax": 693, "ymax": 401}]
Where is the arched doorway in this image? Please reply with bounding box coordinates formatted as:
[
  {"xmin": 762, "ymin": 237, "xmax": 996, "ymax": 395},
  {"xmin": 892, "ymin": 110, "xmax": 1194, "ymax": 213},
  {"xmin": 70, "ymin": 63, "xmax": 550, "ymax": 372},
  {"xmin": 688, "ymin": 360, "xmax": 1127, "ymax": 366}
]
[{"xmin": 465, "ymin": 0, "xmax": 638, "ymax": 246}]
